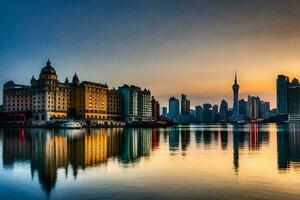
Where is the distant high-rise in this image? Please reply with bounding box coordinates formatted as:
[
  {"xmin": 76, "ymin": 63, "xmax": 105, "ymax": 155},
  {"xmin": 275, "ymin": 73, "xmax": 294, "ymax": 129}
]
[
  {"xmin": 288, "ymin": 78, "xmax": 300, "ymax": 121},
  {"xmin": 162, "ymin": 107, "xmax": 168, "ymax": 116},
  {"xmin": 248, "ymin": 96, "xmax": 260, "ymax": 120},
  {"xmin": 203, "ymin": 103, "xmax": 212, "ymax": 123},
  {"xmin": 151, "ymin": 96, "xmax": 160, "ymax": 121},
  {"xmin": 212, "ymin": 105, "xmax": 219, "ymax": 122},
  {"xmin": 260, "ymin": 101, "xmax": 270, "ymax": 119},
  {"xmin": 169, "ymin": 96, "xmax": 180, "ymax": 119},
  {"xmin": 220, "ymin": 99, "xmax": 228, "ymax": 122},
  {"xmin": 276, "ymin": 75, "xmax": 289, "ymax": 114},
  {"xmin": 232, "ymin": 72, "xmax": 239, "ymax": 116},
  {"xmin": 181, "ymin": 94, "xmax": 190, "ymax": 115},
  {"xmin": 195, "ymin": 105, "xmax": 203, "ymax": 122},
  {"xmin": 238, "ymin": 99, "xmax": 248, "ymax": 116}
]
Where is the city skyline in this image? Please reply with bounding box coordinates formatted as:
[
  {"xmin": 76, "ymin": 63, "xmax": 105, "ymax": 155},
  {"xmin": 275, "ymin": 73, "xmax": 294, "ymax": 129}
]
[{"xmin": 3, "ymin": 0, "xmax": 300, "ymax": 108}]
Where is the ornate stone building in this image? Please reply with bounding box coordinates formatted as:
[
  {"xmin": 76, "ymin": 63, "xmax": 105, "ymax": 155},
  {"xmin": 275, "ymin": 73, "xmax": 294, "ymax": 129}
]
[{"xmin": 30, "ymin": 59, "xmax": 69, "ymax": 121}]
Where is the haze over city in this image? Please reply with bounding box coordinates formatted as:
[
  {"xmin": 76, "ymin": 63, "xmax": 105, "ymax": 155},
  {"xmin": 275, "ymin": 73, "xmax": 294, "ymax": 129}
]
[{"xmin": 2, "ymin": 0, "xmax": 300, "ymax": 108}]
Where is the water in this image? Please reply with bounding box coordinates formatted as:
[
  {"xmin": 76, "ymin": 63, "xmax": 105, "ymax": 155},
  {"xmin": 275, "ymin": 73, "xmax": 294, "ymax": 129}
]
[{"xmin": 0, "ymin": 123, "xmax": 299, "ymax": 200}]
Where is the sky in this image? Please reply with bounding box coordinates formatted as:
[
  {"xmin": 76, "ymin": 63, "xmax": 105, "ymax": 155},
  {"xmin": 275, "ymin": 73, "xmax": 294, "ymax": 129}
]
[{"xmin": 2, "ymin": 0, "xmax": 300, "ymax": 109}]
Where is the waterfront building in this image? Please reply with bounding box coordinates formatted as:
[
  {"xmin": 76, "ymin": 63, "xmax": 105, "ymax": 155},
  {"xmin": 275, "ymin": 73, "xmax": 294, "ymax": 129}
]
[
  {"xmin": 288, "ymin": 78, "xmax": 300, "ymax": 121},
  {"xmin": 195, "ymin": 105, "xmax": 203, "ymax": 122},
  {"xmin": 151, "ymin": 96, "xmax": 160, "ymax": 121},
  {"xmin": 169, "ymin": 96, "xmax": 180, "ymax": 119},
  {"xmin": 232, "ymin": 72, "xmax": 239, "ymax": 116},
  {"xmin": 30, "ymin": 59, "xmax": 69, "ymax": 121},
  {"xmin": 220, "ymin": 99, "xmax": 228, "ymax": 122},
  {"xmin": 118, "ymin": 85, "xmax": 152, "ymax": 122},
  {"xmin": 276, "ymin": 75, "xmax": 289, "ymax": 115},
  {"xmin": 3, "ymin": 81, "xmax": 32, "ymax": 122},
  {"xmin": 181, "ymin": 94, "xmax": 190, "ymax": 115},
  {"xmin": 248, "ymin": 96, "xmax": 260, "ymax": 120},
  {"xmin": 71, "ymin": 76, "xmax": 109, "ymax": 119},
  {"xmin": 107, "ymin": 89, "xmax": 123, "ymax": 121},
  {"xmin": 202, "ymin": 103, "xmax": 212, "ymax": 123},
  {"xmin": 162, "ymin": 107, "xmax": 168, "ymax": 116}
]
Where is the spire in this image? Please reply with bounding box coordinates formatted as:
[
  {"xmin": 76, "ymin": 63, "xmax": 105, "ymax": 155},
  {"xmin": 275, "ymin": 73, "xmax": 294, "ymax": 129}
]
[
  {"xmin": 46, "ymin": 58, "xmax": 51, "ymax": 67},
  {"xmin": 234, "ymin": 71, "xmax": 237, "ymax": 84}
]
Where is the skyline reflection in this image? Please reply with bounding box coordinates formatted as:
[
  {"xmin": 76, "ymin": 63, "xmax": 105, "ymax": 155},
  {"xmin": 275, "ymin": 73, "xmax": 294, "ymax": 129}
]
[{"xmin": 1, "ymin": 124, "xmax": 300, "ymax": 197}]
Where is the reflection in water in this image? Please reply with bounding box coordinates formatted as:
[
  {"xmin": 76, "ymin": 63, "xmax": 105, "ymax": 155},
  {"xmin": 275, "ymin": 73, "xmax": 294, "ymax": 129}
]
[
  {"xmin": 277, "ymin": 123, "xmax": 300, "ymax": 170},
  {"xmin": 1, "ymin": 124, "xmax": 300, "ymax": 198}
]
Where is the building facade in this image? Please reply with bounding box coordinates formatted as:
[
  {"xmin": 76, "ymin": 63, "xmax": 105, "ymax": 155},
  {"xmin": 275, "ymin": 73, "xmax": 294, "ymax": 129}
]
[
  {"xmin": 118, "ymin": 85, "xmax": 152, "ymax": 122},
  {"xmin": 288, "ymin": 78, "xmax": 300, "ymax": 121},
  {"xmin": 248, "ymin": 96, "xmax": 260, "ymax": 120},
  {"xmin": 107, "ymin": 89, "xmax": 123, "ymax": 121},
  {"xmin": 151, "ymin": 96, "xmax": 160, "ymax": 121},
  {"xmin": 276, "ymin": 75, "xmax": 289, "ymax": 115},
  {"xmin": 169, "ymin": 96, "xmax": 180, "ymax": 119},
  {"xmin": 181, "ymin": 94, "xmax": 190, "ymax": 115},
  {"xmin": 220, "ymin": 99, "xmax": 228, "ymax": 122},
  {"xmin": 30, "ymin": 59, "xmax": 69, "ymax": 121}
]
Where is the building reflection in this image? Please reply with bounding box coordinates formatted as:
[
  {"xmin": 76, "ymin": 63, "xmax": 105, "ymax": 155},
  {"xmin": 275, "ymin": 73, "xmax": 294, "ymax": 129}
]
[
  {"xmin": 1, "ymin": 128, "xmax": 127, "ymax": 196},
  {"xmin": 5, "ymin": 124, "xmax": 298, "ymax": 197},
  {"xmin": 169, "ymin": 129, "xmax": 180, "ymax": 152},
  {"xmin": 220, "ymin": 125, "xmax": 228, "ymax": 150},
  {"xmin": 277, "ymin": 123, "xmax": 300, "ymax": 171},
  {"xmin": 119, "ymin": 128, "xmax": 152, "ymax": 163}
]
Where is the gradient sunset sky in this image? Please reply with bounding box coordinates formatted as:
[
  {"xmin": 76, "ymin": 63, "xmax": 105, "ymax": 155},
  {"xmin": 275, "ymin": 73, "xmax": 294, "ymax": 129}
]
[{"xmin": 2, "ymin": 0, "xmax": 300, "ymax": 108}]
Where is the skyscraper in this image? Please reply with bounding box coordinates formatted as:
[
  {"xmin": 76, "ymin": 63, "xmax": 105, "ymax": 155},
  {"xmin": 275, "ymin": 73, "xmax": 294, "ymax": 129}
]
[
  {"xmin": 288, "ymin": 78, "xmax": 300, "ymax": 121},
  {"xmin": 212, "ymin": 105, "xmax": 219, "ymax": 122},
  {"xmin": 181, "ymin": 94, "xmax": 190, "ymax": 115},
  {"xmin": 162, "ymin": 107, "xmax": 168, "ymax": 116},
  {"xmin": 195, "ymin": 105, "xmax": 203, "ymax": 122},
  {"xmin": 248, "ymin": 96, "xmax": 260, "ymax": 120},
  {"xmin": 238, "ymin": 99, "xmax": 248, "ymax": 116},
  {"xmin": 276, "ymin": 75, "xmax": 289, "ymax": 115},
  {"xmin": 220, "ymin": 99, "xmax": 228, "ymax": 122},
  {"xmin": 169, "ymin": 96, "xmax": 180, "ymax": 119},
  {"xmin": 232, "ymin": 72, "xmax": 239, "ymax": 116},
  {"xmin": 202, "ymin": 103, "xmax": 212, "ymax": 123}
]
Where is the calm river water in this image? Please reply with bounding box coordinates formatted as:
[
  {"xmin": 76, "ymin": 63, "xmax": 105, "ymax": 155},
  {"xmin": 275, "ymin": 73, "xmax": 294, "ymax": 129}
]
[{"xmin": 0, "ymin": 123, "xmax": 299, "ymax": 199}]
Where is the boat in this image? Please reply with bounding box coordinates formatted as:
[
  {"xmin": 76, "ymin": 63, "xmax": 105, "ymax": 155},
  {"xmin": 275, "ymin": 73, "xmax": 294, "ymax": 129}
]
[{"xmin": 54, "ymin": 120, "xmax": 82, "ymax": 129}]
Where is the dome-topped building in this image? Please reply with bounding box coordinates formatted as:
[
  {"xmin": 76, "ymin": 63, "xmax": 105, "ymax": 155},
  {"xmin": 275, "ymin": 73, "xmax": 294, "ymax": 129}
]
[{"xmin": 39, "ymin": 59, "xmax": 57, "ymax": 80}]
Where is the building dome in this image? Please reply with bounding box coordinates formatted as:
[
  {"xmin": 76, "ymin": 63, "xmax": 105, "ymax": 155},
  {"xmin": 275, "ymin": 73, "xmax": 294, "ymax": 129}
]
[{"xmin": 39, "ymin": 59, "xmax": 57, "ymax": 80}]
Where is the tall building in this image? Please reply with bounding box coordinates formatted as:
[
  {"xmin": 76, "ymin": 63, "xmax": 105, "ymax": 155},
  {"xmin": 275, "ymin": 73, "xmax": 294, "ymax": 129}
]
[
  {"xmin": 195, "ymin": 105, "xmax": 203, "ymax": 122},
  {"xmin": 181, "ymin": 94, "xmax": 190, "ymax": 115},
  {"xmin": 162, "ymin": 107, "xmax": 167, "ymax": 116},
  {"xmin": 260, "ymin": 101, "xmax": 270, "ymax": 119},
  {"xmin": 202, "ymin": 103, "xmax": 212, "ymax": 123},
  {"xmin": 151, "ymin": 96, "xmax": 160, "ymax": 121},
  {"xmin": 248, "ymin": 96, "xmax": 260, "ymax": 120},
  {"xmin": 212, "ymin": 105, "xmax": 219, "ymax": 122},
  {"xmin": 118, "ymin": 85, "xmax": 152, "ymax": 122},
  {"xmin": 276, "ymin": 75, "xmax": 289, "ymax": 115},
  {"xmin": 238, "ymin": 99, "xmax": 248, "ymax": 116},
  {"xmin": 169, "ymin": 96, "xmax": 179, "ymax": 119},
  {"xmin": 288, "ymin": 78, "xmax": 300, "ymax": 121},
  {"xmin": 220, "ymin": 99, "xmax": 228, "ymax": 122},
  {"xmin": 232, "ymin": 72, "xmax": 239, "ymax": 116}
]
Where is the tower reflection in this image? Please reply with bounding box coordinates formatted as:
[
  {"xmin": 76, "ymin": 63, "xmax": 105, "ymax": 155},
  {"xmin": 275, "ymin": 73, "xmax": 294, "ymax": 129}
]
[{"xmin": 277, "ymin": 123, "xmax": 300, "ymax": 171}]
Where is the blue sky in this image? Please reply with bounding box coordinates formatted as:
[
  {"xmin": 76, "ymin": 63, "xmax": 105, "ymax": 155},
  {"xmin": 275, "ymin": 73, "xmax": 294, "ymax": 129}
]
[{"xmin": 2, "ymin": 0, "xmax": 300, "ymax": 108}]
